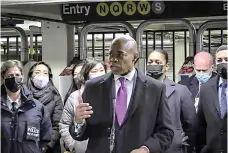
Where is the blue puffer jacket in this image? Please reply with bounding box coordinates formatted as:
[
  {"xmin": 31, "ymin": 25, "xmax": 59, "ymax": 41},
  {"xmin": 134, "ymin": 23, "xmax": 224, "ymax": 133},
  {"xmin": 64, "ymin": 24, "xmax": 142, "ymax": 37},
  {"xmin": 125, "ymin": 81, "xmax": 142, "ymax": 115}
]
[{"xmin": 1, "ymin": 85, "xmax": 52, "ymax": 153}]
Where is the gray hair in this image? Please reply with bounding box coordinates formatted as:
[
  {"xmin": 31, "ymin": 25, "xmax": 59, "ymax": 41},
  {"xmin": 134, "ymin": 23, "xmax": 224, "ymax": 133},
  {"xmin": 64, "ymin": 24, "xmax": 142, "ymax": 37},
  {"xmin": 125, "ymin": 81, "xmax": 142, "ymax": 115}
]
[
  {"xmin": 216, "ymin": 45, "xmax": 228, "ymax": 52},
  {"xmin": 1, "ymin": 60, "xmax": 23, "ymax": 78}
]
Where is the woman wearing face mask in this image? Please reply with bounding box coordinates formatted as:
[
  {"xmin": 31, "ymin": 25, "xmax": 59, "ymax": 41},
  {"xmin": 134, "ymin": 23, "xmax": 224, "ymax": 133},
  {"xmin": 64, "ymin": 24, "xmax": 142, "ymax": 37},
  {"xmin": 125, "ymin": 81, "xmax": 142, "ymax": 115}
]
[
  {"xmin": 64, "ymin": 62, "xmax": 84, "ymax": 105},
  {"xmin": 1, "ymin": 60, "xmax": 52, "ymax": 153},
  {"xmin": 147, "ymin": 50, "xmax": 196, "ymax": 153},
  {"xmin": 27, "ymin": 61, "xmax": 63, "ymax": 153},
  {"xmin": 59, "ymin": 58, "xmax": 106, "ymax": 153}
]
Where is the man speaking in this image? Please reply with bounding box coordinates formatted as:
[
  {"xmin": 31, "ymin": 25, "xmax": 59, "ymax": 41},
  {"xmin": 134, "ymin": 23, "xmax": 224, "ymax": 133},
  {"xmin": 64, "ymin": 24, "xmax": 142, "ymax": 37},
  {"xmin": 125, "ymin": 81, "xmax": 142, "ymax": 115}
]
[{"xmin": 69, "ymin": 35, "xmax": 174, "ymax": 153}]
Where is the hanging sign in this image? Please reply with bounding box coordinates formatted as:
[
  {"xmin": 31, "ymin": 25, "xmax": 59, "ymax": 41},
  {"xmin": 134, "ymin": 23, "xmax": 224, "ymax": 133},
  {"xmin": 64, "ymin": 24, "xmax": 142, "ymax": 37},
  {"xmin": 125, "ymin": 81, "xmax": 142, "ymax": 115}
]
[{"xmin": 61, "ymin": 1, "xmax": 227, "ymax": 22}]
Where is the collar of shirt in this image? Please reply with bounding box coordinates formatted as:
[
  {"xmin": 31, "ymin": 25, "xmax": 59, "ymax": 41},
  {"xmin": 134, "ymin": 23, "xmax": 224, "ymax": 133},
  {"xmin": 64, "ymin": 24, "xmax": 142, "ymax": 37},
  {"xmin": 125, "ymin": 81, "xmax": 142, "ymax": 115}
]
[
  {"xmin": 7, "ymin": 95, "xmax": 21, "ymax": 110},
  {"xmin": 219, "ymin": 77, "xmax": 227, "ymax": 87},
  {"xmin": 114, "ymin": 68, "xmax": 136, "ymax": 82}
]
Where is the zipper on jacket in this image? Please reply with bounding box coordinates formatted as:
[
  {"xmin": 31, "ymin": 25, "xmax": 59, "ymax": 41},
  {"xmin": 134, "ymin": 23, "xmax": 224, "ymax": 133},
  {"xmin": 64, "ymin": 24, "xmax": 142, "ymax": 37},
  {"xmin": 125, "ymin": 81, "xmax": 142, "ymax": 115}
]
[{"xmin": 10, "ymin": 110, "xmax": 18, "ymax": 153}]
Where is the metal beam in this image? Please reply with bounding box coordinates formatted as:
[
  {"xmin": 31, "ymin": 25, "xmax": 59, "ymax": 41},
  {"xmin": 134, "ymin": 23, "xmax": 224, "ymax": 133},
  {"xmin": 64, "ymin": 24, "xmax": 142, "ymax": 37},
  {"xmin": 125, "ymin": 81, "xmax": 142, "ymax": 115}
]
[
  {"xmin": 2, "ymin": 26, "xmax": 29, "ymax": 62},
  {"xmin": 196, "ymin": 18, "xmax": 227, "ymax": 52},
  {"xmin": 79, "ymin": 21, "xmax": 136, "ymax": 59},
  {"xmin": 136, "ymin": 19, "xmax": 196, "ymax": 73}
]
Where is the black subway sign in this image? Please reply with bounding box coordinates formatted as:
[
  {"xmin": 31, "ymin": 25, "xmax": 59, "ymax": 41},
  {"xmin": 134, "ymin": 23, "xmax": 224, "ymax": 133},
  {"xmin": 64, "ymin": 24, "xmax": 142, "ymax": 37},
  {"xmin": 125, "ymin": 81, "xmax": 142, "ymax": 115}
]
[{"xmin": 61, "ymin": 1, "xmax": 227, "ymax": 22}]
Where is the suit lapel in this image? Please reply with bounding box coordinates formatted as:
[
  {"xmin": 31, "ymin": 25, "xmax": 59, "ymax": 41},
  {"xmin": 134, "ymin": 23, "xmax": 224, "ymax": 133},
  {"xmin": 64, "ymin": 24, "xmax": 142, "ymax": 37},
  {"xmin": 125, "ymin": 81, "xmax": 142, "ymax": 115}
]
[
  {"xmin": 121, "ymin": 70, "xmax": 147, "ymax": 127},
  {"xmin": 164, "ymin": 78, "xmax": 175, "ymax": 98},
  {"xmin": 210, "ymin": 75, "xmax": 220, "ymax": 115},
  {"xmin": 100, "ymin": 73, "xmax": 114, "ymax": 123},
  {"xmin": 189, "ymin": 76, "xmax": 199, "ymax": 97}
]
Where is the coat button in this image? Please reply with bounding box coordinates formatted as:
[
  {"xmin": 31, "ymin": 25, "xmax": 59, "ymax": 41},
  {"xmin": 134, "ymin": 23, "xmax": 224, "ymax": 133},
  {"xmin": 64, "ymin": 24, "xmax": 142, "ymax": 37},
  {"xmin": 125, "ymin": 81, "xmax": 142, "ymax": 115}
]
[
  {"xmin": 220, "ymin": 130, "xmax": 224, "ymax": 135},
  {"xmin": 11, "ymin": 126, "xmax": 13, "ymax": 128},
  {"xmin": 220, "ymin": 150, "xmax": 223, "ymax": 153}
]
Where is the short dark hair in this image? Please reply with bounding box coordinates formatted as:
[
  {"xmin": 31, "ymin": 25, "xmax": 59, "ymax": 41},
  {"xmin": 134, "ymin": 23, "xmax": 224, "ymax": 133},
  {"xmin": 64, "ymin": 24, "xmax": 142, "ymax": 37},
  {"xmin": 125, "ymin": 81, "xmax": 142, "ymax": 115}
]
[
  {"xmin": 216, "ymin": 45, "xmax": 228, "ymax": 53},
  {"xmin": 64, "ymin": 61, "xmax": 85, "ymax": 104},
  {"xmin": 28, "ymin": 61, "xmax": 53, "ymax": 79},
  {"xmin": 78, "ymin": 57, "xmax": 106, "ymax": 84},
  {"xmin": 72, "ymin": 62, "xmax": 84, "ymax": 77},
  {"xmin": 27, "ymin": 61, "xmax": 59, "ymax": 94},
  {"xmin": 153, "ymin": 49, "xmax": 169, "ymax": 64}
]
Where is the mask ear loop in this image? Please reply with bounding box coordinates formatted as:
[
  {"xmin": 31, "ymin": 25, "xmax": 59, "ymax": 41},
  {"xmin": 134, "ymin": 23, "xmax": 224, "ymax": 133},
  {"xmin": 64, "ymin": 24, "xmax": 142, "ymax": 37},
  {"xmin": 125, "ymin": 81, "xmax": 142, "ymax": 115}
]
[{"xmin": 134, "ymin": 57, "xmax": 139, "ymax": 65}]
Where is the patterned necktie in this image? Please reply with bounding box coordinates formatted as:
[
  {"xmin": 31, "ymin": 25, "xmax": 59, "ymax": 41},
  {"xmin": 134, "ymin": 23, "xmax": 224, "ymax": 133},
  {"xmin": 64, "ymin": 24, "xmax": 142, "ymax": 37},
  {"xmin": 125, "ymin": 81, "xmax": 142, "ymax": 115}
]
[
  {"xmin": 115, "ymin": 77, "xmax": 127, "ymax": 126},
  {"xmin": 220, "ymin": 82, "xmax": 227, "ymax": 119},
  {"xmin": 11, "ymin": 102, "xmax": 17, "ymax": 112}
]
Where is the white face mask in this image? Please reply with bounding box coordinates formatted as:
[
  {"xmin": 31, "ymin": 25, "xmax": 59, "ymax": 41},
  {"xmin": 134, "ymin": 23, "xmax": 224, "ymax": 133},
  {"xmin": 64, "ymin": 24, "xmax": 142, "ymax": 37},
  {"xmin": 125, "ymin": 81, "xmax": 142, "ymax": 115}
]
[
  {"xmin": 89, "ymin": 72, "xmax": 106, "ymax": 79},
  {"xmin": 32, "ymin": 75, "xmax": 49, "ymax": 89}
]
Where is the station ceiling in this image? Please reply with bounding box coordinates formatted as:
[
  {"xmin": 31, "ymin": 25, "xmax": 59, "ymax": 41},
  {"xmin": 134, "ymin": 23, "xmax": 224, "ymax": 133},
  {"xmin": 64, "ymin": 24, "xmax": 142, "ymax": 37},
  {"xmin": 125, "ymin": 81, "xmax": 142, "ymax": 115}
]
[{"xmin": 2, "ymin": 0, "xmax": 117, "ymax": 6}]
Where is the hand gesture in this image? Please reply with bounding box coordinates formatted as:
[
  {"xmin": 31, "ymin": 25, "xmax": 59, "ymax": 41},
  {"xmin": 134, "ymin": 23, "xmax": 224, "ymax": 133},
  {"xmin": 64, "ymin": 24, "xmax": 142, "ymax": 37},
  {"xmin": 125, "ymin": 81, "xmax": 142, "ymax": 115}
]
[{"xmin": 75, "ymin": 93, "xmax": 93, "ymax": 124}]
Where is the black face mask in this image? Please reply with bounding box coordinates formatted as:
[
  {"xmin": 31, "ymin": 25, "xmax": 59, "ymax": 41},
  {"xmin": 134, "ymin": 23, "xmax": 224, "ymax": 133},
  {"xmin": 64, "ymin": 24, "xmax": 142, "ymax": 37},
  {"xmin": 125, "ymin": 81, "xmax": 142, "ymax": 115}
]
[
  {"xmin": 4, "ymin": 77, "xmax": 23, "ymax": 93},
  {"xmin": 146, "ymin": 65, "xmax": 164, "ymax": 79},
  {"xmin": 217, "ymin": 63, "xmax": 227, "ymax": 80}
]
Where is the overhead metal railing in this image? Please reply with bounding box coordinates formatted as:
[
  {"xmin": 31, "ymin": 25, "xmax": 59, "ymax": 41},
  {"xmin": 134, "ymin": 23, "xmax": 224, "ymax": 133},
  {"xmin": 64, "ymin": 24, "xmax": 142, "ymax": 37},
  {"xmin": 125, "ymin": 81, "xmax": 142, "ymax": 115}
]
[
  {"xmin": 136, "ymin": 19, "xmax": 196, "ymax": 73},
  {"xmin": 196, "ymin": 18, "xmax": 227, "ymax": 52},
  {"xmin": 79, "ymin": 21, "xmax": 136, "ymax": 59},
  {"xmin": 1, "ymin": 26, "xmax": 29, "ymax": 62}
]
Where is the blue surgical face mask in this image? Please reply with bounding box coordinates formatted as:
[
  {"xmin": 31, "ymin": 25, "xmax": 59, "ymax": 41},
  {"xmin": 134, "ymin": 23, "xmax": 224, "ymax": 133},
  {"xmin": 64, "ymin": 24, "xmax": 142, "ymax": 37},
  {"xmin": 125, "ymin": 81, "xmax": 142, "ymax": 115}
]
[{"xmin": 195, "ymin": 72, "xmax": 212, "ymax": 84}]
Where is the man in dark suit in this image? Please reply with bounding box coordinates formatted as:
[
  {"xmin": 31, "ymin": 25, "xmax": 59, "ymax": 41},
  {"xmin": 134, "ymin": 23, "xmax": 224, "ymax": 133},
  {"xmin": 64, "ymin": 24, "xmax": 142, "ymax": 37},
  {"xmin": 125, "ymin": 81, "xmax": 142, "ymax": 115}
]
[
  {"xmin": 69, "ymin": 35, "xmax": 174, "ymax": 153},
  {"xmin": 147, "ymin": 49, "xmax": 196, "ymax": 153},
  {"xmin": 179, "ymin": 52, "xmax": 216, "ymax": 111},
  {"xmin": 196, "ymin": 45, "xmax": 228, "ymax": 153}
]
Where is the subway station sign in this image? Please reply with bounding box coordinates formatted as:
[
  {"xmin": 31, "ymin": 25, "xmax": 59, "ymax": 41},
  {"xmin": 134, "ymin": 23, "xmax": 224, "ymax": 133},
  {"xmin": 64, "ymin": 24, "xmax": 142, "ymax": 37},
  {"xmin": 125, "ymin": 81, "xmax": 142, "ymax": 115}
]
[{"xmin": 61, "ymin": 1, "xmax": 227, "ymax": 22}]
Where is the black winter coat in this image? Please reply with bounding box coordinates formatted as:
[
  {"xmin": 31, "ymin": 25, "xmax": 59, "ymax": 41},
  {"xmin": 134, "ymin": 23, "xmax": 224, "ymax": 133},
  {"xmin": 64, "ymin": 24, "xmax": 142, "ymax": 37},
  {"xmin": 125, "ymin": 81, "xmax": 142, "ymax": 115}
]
[
  {"xmin": 28, "ymin": 81, "xmax": 64, "ymax": 152},
  {"xmin": 1, "ymin": 85, "xmax": 52, "ymax": 153}
]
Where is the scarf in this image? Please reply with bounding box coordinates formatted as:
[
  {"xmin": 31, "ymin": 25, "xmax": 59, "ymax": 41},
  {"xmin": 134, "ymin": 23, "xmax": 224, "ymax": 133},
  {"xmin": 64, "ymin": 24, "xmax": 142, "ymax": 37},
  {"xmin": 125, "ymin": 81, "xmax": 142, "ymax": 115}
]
[{"xmin": 29, "ymin": 80, "xmax": 54, "ymax": 105}]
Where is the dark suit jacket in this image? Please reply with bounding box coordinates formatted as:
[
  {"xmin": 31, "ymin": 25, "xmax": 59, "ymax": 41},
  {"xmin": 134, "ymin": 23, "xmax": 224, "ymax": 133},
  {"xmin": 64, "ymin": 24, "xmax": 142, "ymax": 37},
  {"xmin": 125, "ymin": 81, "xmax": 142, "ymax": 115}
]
[
  {"xmin": 70, "ymin": 69, "xmax": 174, "ymax": 153},
  {"xmin": 178, "ymin": 72, "xmax": 217, "ymax": 98},
  {"xmin": 196, "ymin": 75, "xmax": 227, "ymax": 153},
  {"xmin": 164, "ymin": 79, "xmax": 196, "ymax": 153}
]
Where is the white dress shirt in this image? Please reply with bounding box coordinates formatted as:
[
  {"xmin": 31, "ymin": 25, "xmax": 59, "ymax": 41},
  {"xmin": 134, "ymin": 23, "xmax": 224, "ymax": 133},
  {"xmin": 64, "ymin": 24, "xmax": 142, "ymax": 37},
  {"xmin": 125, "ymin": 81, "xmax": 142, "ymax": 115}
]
[
  {"xmin": 113, "ymin": 68, "xmax": 136, "ymax": 108},
  {"xmin": 7, "ymin": 95, "xmax": 21, "ymax": 111},
  {"xmin": 194, "ymin": 83, "xmax": 201, "ymax": 112}
]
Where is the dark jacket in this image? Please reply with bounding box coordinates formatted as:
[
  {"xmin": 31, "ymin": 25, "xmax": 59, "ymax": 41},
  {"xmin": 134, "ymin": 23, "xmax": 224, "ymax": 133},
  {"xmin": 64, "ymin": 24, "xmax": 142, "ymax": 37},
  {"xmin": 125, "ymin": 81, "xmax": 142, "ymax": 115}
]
[
  {"xmin": 196, "ymin": 75, "xmax": 227, "ymax": 153},
  {"xmin": 178, "ymin": 72, "xmax": 217, "ymax": 98},
  {"xmin": 70, "ymin": 70, "xmax": 174, "ymax": 153},
  {"xmin": 1, "ymin": 85, "xmax": 52, "ymax": 153},
  {"xmin": 164, "ymin": 79, "xmax": 196, "ymax": 153},
  {"xmin": 27, "ymin": 81, "xmax": 63, "ymax": 152}
]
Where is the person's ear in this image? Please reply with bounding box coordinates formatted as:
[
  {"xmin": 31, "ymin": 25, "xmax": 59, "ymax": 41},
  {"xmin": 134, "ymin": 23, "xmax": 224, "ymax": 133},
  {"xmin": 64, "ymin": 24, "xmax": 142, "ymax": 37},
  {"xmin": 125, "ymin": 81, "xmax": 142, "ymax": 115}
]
[
  {"xmin": 165, "ymin": 63, "xmax": 169, "ymax": 71},
  {"xmin": 211, "ymin": 64, "xmax": 215, "ymax": 71},
  {"xmin": 133, "ymin": 52, "xmax": 139, "ymax": 63}
]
